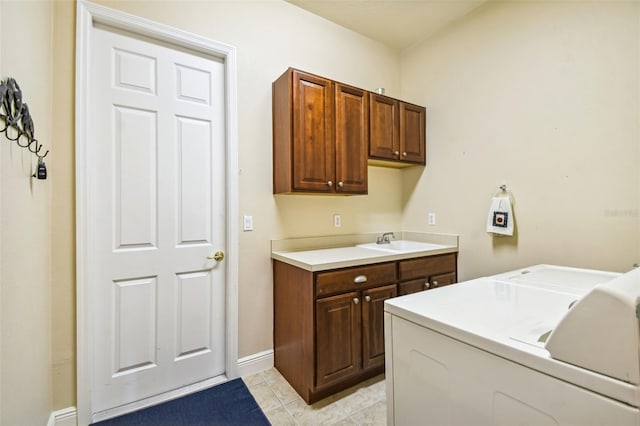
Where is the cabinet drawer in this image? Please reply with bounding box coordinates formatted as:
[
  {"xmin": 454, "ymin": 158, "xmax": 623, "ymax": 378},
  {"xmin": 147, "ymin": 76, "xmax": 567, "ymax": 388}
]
[
  {"xmin": 399, "ymin": 253, "xmax": 456, "ymax": 281},
  {"xmin": 316, "ymin": 262, "xmax": 396, "ymax": 297}
]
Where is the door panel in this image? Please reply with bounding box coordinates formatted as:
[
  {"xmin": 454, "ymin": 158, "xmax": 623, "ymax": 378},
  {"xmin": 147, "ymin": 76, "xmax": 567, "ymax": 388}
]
[
  {"xmin": 90, "ymin": 24, "xmax": 226, "ymax": 415},
  {"xmin": 176, "ymin": 117, "xmax": 212, "ymax": 245},
  {"xmin": 362, "ymin": 284, "xmax": 397, "ymax": 370},
  {"xmin": 369, "ymin": 94, "xmax": 399, "ymax": 160},
  {"xmin": 113, "ymin": 106, "xmax": 158, "ymax": 250},
  {"xmin": 175, "ymin": 271, "xmax": 213, "ymax": 359},
  {"xmin": 335, "ymin": 83, "xmax": 368, "ymax": 194},
  {"xmin": 316, "ymin": 292, "xmax": 361, "ymax": 387},
  {"xmin": 112, "ymin": 277, "xmax": 158, "ymax": 376},
  {"xmin": 292, "ymin": 70, "xmax": 334, "ymax": 192},
  {"xmin": 113, "ymin": 48, "xmax": 157, "ymax": 94},
  {"xmin": 399, "ymin": 102, "xmax": 426, "ymax": 164}
]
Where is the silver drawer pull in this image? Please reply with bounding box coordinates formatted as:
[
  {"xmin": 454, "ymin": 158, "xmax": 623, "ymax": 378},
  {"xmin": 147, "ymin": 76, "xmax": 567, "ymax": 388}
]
[
  {"xmin": 353, "ymin": 297, "xmax": 360, "ymax": 304},
  {"xmin": 365, "ymin": 295, "xmax": 371, "ymax": 302},
  {"xmin": 432, "ymin": 280, "xmax": 439, "ymax": 287},
  {"xmin": 424, "ymin": 282, "xmax": 431, "ymax": 289},
  {"xmin": 353, "ymin": 275, "xmax": 367, "ymax": 284}
]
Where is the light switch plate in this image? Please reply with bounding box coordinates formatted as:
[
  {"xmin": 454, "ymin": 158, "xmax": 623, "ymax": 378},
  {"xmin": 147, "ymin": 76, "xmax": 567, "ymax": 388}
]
[
  {"xmin": 243, "ymin": 215, "xmax": 253, "ymax": 231},
  {"xmin": 428, "ymin": 212, "xmax": 436, "ymax": 225}
]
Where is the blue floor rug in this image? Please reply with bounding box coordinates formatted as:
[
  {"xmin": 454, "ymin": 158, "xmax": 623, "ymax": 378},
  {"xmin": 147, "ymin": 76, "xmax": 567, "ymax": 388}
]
[{"xmin": 92, "ymin": 378, "xmax": 270, "ymax": 426}]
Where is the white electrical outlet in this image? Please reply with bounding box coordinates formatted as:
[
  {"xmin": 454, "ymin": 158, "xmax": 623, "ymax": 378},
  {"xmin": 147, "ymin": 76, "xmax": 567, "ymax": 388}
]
[
  {"xmin": 334, "ymin": 214, "xmax": 341, "ymax": 228},
  {"xmin": 428, "ymin": 212, "xmax": 436, "ymax": 225},
  {"xmin": 243, "ymin": 215, "xmax": 254, "ymax": 231}
]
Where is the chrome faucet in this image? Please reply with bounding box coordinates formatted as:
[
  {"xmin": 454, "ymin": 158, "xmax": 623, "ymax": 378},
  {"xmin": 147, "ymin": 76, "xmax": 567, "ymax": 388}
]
[{"xmin": 376, "ymin": 232, "xmax": 395, "ymax": 244}]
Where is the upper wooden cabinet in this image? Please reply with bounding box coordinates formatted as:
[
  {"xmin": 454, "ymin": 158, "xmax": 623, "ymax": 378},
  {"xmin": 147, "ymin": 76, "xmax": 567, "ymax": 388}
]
[
  {"xmin": 369, "ymin": 93, "xmax": 426, "ymax": 166},
  {"xmin": 272, "ymin": 68, "xmax": 368, "ymax": 195}
]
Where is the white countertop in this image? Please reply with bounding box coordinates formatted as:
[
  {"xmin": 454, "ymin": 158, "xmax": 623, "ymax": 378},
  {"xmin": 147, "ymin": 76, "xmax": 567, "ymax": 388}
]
[{"xmin": 271, "ymin": 232, "xmax": 458, "ymax": 272}]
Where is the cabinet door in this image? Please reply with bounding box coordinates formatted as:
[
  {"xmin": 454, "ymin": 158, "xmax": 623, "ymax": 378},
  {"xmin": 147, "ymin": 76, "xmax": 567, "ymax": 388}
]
[
  {"xmin": 292, "ymin": 70, "xmax": 335, "ymax": 192},
  {"xmin": 398, "ymin": 279, "xmax": 427, "ymax": 296},
  {"xmin": 429, "ymin": 272, "xmax": 457, "ymax": 289},
  {"xmin": 335, "ymin": 83, "xmax": 368, "ymax": 194},
  {"xmin": 316, "ymin": 291, "xmax": 361, "ymax": 388},
  {"xmin": 369, "ymin": 94, "xmax": 399, "ymax": 160},
  {"xmin": 362, "ymin": 284, "xmax": 397, "ymax": 370},
  {"xmin": 399, "ymin": 102, "xmax": 426, "ymax": 164}
]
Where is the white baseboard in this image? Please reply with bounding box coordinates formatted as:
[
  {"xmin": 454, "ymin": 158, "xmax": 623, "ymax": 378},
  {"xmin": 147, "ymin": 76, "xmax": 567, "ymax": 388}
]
[
  {"xmin": 47, "ymin": 406, "xmax": 77, "ymax": 426},
  {"xmin": 236, "ymin": 349, "xmax": 274, "ymax": 377},
  {"xmin": 52, "ymin": 350, "xmax": 273, "ymax": 425}
]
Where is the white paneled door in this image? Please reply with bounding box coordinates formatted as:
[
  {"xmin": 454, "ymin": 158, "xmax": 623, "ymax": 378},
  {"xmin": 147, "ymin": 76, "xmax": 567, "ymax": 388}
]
[{"xmin": 89, "ymin": 24, "xmax": 227, "ymax": 414}]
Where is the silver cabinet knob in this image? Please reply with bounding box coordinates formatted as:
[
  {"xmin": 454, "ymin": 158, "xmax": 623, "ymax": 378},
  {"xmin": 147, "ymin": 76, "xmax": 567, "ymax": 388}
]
[
  {"xmin": 327, "ymin": 180, "xmax": 333, "ymax": 187},
  {"xmin": 365, "ymin": 295, "xmax": 371, "ymax": 302},
  {"xmin": 354, "ymin": 275, "xmax": 367, "ymax": 284},
  {"xmin": 337, "ymin": 181, "xmax": 344, "ymax": 188},
  {"xmin": 353, "ymin": 297, "xmax": 360, "ymax": 305},
  {"xmin": 432, "ymin": 280, "xmax": 439, "ymax": 288},
  {"xmin": 394, "ymin": 150, "xmax": 399, "ymax": 156},
  {"xmin": 402, "ymin": 151, "xmax": 407, "ymax": 157},
  {"xmin": 424, "ymin": 282, "xmax": 431, "ymax": 289}
]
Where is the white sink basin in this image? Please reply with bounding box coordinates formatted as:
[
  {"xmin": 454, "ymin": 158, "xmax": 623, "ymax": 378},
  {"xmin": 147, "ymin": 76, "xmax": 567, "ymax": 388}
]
[{"xmin": 357, "ymin": 240, "xmax": 447, "ymax": 253}]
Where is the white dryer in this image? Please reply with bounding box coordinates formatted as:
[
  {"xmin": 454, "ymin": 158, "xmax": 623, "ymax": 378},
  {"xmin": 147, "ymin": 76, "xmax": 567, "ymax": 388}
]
[{"xmin": 384, "ymin": 264, "xmax": 640, "ymax": 425}]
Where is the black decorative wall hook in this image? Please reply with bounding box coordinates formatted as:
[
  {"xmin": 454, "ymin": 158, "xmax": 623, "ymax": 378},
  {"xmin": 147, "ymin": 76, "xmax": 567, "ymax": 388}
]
[{"xmin": 0, "ymin": 77, "xmax": 49, "ymax": 179}]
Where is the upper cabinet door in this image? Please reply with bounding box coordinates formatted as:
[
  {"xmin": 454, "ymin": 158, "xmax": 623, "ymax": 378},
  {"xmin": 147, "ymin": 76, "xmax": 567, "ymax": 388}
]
[
  {"xmin": 399, "ymin": 102, "xmax": 426, "ymax": 164},
  {"xmin": 335, "ymin": 83, "xmax": 368, "ymax": 194},
  {"xmin": 369, "ymin": 94, "xmax": 399, "ymax": 161},
  {"xmin": 292, "ymin": 70, "xmax": 335, "ymax": 192}
]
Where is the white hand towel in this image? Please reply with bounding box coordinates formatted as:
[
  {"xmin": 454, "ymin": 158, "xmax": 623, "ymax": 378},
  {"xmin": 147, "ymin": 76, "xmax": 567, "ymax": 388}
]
[{"xmin": 486, "ymin": 196, "xmax": 514, "ymax": 236}]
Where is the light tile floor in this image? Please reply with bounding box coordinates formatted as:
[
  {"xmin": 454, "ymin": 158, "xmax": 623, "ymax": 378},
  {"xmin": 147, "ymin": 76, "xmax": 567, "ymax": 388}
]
[{"xmin": 242, "ymin": 368, "xmax": 386, "ymax": 425}]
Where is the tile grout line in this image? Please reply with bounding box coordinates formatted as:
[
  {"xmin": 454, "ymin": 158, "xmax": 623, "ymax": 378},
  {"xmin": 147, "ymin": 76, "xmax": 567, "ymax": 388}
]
[{"xmin": 262, "ymin": 371, "xmax": 301, "ymax": 425}]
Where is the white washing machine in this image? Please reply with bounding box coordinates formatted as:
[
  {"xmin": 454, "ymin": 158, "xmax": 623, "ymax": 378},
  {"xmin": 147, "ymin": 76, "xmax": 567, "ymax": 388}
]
[{"xmin": 384, "ymin": 264, "xmax": 640, "ymax": 425}]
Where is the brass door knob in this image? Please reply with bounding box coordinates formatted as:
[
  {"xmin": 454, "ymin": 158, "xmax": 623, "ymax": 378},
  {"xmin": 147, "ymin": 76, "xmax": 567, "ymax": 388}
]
[{"xmin": 207, "ymin": 251, "xmax": 225, "ymax": 261}]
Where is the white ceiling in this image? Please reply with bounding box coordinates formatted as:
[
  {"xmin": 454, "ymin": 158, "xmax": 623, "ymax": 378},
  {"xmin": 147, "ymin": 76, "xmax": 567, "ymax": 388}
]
[{"xmin": 286, "ymin": 0, "xmax": 488, "ymax": 49}]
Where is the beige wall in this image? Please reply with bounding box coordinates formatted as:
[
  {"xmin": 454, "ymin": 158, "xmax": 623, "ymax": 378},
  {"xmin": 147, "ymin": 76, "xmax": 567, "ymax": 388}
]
[
  {"xmin": 6, "ymin": 0, "xmax": 639, "ymax": 420},
  {"xmin": 51, "ymin": 0, "xmax": 76, "ymax": 410},
  {"xmin": 0, "ymin": 1, "xmax": 53, "ymax": 425},
  {"xmin": 400, "ymin": 0, "xmax": 640, "ymax": 280}
]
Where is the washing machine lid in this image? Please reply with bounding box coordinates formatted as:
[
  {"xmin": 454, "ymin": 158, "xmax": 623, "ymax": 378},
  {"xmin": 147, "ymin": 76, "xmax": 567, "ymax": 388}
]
[{"xmin": 545, "ymin": 267, "xmax": 640, "ymax": 384}]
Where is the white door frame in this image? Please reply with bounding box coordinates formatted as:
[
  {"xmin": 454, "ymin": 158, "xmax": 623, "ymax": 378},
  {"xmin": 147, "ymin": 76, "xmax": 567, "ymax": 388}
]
[{"xmin": 75, "ymin": 1, "xmax": 239, "ymax": 424}]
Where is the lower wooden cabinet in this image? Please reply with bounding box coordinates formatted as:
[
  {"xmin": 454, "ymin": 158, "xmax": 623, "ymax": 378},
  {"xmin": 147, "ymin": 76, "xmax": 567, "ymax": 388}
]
[{"xmin": 274, "ymin": 252, "xmax": 456, "ymax": 404}]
